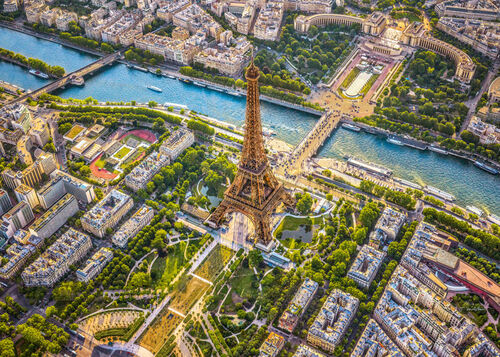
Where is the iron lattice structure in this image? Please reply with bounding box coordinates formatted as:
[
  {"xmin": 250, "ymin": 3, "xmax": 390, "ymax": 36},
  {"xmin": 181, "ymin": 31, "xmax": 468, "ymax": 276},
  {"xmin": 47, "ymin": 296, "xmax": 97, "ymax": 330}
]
[{"xmin": 207, "ymin": 61, "xmax": 294, "ymax": 245}]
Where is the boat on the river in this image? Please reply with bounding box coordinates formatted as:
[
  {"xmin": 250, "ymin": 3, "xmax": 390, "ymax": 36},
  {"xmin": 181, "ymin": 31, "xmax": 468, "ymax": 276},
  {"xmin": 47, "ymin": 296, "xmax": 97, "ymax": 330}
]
[
  {"xmin": 428, "ymin": 145, "xmax": 448, "ymax": 155},
  {"xmin": 387, "ymin": 136, "xmax": 404, "ymax": 146},
  {"xmin": 207, "ymin": 85, "xmax": 224, "ymax": 93},
  {"xmin": 166, "ymin": 74, "xmax": 176, "ymax": 79},
  {"xmin": 474, "ymin": 161, "xmax": 498, "ymax": 175},
  {"xmin": 29, "ymin": 69, "xmax": 49, "ymax": 79},
  {"xmin": 425, "ymin": 185, "xmax": 456, "ymax": 202},
  {"xmin": 341, "ymin": 123, "xmax": 361, "ymax": 132},
  {"xmin": 147, "ymin": 85, "xmax": 162, "ymax": 93},
  {"xmin": 133, "ymin": 65, "xmax": 148, "ymax": 72},
  {"xmin": 193, "ymin": 81, "xmax": 206, "ymax": 88}
]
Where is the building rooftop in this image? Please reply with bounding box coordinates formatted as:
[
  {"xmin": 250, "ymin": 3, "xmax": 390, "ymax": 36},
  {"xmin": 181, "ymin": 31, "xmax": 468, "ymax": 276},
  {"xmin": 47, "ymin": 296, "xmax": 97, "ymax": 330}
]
[{"xmin": 82, "ymin": 189, "xmax": 131, "ymax": 231}]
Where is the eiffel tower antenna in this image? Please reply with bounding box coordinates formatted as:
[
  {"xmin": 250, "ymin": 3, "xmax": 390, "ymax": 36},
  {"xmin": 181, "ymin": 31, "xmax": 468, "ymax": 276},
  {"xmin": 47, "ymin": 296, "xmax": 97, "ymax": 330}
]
[{"xmin": 206, "ymin": 60, "xmax": 294, "ymax": 246}]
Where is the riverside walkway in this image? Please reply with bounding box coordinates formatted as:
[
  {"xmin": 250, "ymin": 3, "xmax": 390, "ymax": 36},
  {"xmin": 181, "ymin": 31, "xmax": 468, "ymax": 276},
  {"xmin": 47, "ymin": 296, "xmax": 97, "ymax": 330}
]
[
  {"xmin": 9, "ymin": 49, "xmax": 123, "ymax": 104},
  {"xmin": 280, "ymin": 110, "xmax": 340, "ymax": 176}
]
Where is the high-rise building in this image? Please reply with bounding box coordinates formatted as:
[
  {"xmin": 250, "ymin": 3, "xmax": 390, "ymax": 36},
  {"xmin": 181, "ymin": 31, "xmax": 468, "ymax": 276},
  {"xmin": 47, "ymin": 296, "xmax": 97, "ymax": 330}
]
[
  {"xmin": 37, "ymin": 170, "xmax": 95, "ymax": 209},
  {"xmin": 0, "ymin": 201, "xmax": 35, "ymax": 239},
  {"xmin": 14, "ymin": 184, "xmax": 39, "ymax": 209},
  {"xmin": 0, "ymin": 189, "xmax": 13, "ymax": 216}
]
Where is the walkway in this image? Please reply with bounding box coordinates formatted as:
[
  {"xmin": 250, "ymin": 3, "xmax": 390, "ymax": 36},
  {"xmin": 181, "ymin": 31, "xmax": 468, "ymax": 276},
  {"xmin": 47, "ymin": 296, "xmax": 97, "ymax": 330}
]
[
  {"xmin": 100, "ymin": 342, "xmax": 154, "ymax": 357},
  {"xmin": 128, "ymin": 296, "xmax": 171, "ymax": 344},
  {"xmin": 125, "ymin": 250, "xmax": 157, "ymax": 286}
]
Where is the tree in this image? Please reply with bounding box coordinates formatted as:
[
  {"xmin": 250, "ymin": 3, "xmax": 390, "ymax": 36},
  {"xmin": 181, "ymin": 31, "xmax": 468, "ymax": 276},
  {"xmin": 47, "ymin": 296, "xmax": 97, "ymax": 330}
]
[
  {"xmin": 43, "ymin": 142, "xmax": 56, "ymax": 153},
  {"xmin": 248, "ymin": 250, "xmax": 263, "ymax": 268},
  {"xmin": 152, "ymin": 229, "xmax": 167, "ymax": 250},
  {"xmin": 0, "ymin": 338, "xmax": 15, "ymax": 357},
  {"xmin": 296, "ymin": 193, "xmax": 313, "ymax": 215},
  {"xmin": 45, "ymin": 305, "xmax": 56, "ymax": 318},
  {"xmin": 79, "ymin": 165, "xmax": 90, "ymax": 177}
]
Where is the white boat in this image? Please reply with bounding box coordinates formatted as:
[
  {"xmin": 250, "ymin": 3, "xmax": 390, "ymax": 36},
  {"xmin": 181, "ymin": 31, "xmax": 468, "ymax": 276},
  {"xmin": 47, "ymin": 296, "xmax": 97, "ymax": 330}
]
[
  {"xmin": 166, "ymin": 74, "xmax": 176, "ymax": 79},
  {"xmin": 147, "ymin": 85, "xmax": 162, "ymax": 93},
  {"xmin": 133, "ymin": 65, "xmax": 148, "ymax": 72},
  {"xmin": 466, "ymin": 205, "xmax": 483, "ymax": 217},
  {"xmin": 29, "ymin": 69, "xmax": 49, "ymax": 79},
  {"xmin": 193, "ymin": 81, "xmax": 206, "ymax": 88},
  {"xmin": 387, "ymin": 136, "xmax": 404, "ymax": 146},
  {"xmin": 428, "ymin": 146, "xmax": 448, "ymax": 155},
  {"xmin": 425, "ymin": 185, "xmax": 456, "ymax": 202},
  {"xmin": 341, "ymin": 123, "xmax": 361, "ymax": 132},
  {"xmin": 262, "ymin": 127, "xmax": 276, "ymax": 136},
  {"xmin": 473, "ymin": 161, "xmax": 498, "ymax": 175},
  {"xmin": 164, "ymin": 102, "xmax": 188, "ymax": 109}
]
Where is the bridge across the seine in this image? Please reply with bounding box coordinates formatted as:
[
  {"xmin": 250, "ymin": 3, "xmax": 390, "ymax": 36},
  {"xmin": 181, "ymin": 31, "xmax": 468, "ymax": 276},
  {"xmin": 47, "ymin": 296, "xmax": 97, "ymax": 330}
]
[{"xmin": 9, "ymin": 50, "xmax": 123, "ymax": 104}]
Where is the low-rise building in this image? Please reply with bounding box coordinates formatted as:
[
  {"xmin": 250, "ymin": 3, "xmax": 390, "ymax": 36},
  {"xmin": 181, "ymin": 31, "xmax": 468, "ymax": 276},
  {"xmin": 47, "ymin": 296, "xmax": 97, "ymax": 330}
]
[
  {"xmin": 22, "ymin": 228, "xmax": 92, "ymax": 287},
  {"xmin": 307, "ymin": 289, "xmax": 359, "ymax": 353},
  {"xmin": 435, "ymin": 0, "xmax": 499, "ymax": 21},
  {"xmin": 76, "ymin": 247, "xmax": 113, "ymax": 282},
  {"xmin": 259, "ymin": 332, "xmax": 285, "ymax": 357},
  {"xmin": 112, "ymin": 204, "xmax": 154, "ymax": 248},
  {"xmin": 347, "ymin": 245, "xmax": 386, "ymax": 289},
  {"xmin": 82, "ymin": 189, "xmax": 133, "ymax": 238},
  {"xmin": 125, "ymin": 151, "xmax": 170, "ymax": 191},
  {"xmin": 278, "ymin": 278, "xmax": 318, "ymax": 333},
  {"xmin": 29, "ymin": 194, "xmax": 79, "ymax": 239},
  {"xmin": 160, "ymin": 128, "xmax": 194, "ymax": 161}
]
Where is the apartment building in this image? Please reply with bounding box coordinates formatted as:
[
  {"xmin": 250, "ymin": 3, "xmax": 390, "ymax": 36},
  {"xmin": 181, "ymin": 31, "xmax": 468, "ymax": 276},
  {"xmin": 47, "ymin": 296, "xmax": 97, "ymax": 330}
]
[
  {"xmin": 253, "ymin": 0, "xmax": 284, "ymax": 41},
  {"xmin": 22, "ymin": 228, "xmax": 92, "ymax": 287},
  {"xmin": 125, "ymin": 151, "xmax": 170, "ymax": 191},
  {"xmin": 29, "ymin": 194, "xmax": 79, "ymax": 239},
  {"xmin": 259, "ymin": 332, "xmax": 285, "ymax": 357},
  {"xmin": 1, "ymin": 151, "xmax": 57, "ymax": 190},
  {"xmin": 194, "ymin": 37, "xmax": 251, "ymax": 76},
  {"xmin": 76, "ymin": 247, "xmax": 113, "ymax": 282},
  {"xmin": 278, "ymin": 278, "xmax": 318, "ymax": 333},
  {"xmin": 307, "ymin": 289, "xmax": 359, "ymax": 353},
  {"xmin": 369, "ymin": 207, "xmax": 405, "ymax": 248},
  {"xmin": 347, "ymin": 245, "xmax": 386, "ymax": 289},
  {"xmin": 38, "ymin": 169, "xmax": 96, "ymax": 208},
  {"xmin": 352, "ymin": 319, "xmax": 404, "ymax": 357},
  {"xmin": 435, "ymin": 0, "xmax": 500, "ymax": 20},
  {"xmin": 55, "ymin": 10, "xmax": 78, "ymax": 31},
  {"xmin": 30, "ymin": 117, "xmax": 51, "ymax": 147},
  {"xmin": 101, "ymin": 11, "xmax": 142, "ymax": 45},
  {"xmin": 135, "ymin": 32, "xmax": 201, "ymax": 65},
  {"xmin": 173, "ymin": 4, "xmax": 223, "ymax": 39},
  {"xmin": 293, "ymin": 345, "xmax": 325, "ymax": 357},
  {"xmin": 82, "ymin": 189, "xmax": 133, "ymax": 238},
  {"xmin": 156, "ymin": 0, "xmax": 190, "ymax": 22},
  {"xmin": 160, "ymin": 128, "xmax": 194, "ymax": 161},
  {"xmin": 0, "ymin": 243, "xmax": 36, "ymax": 280},
  {"xmin": 3, "ymin": 0, "xmax": 20, "ymax": 12},
  {"xmin": 112, "ymin": 204, "xmax": 154, "ymax": 248}
]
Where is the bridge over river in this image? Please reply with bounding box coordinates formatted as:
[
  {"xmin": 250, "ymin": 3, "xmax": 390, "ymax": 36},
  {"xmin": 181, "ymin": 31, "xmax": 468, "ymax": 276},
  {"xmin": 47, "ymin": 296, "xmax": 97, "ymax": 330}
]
[
  {"xmin": 9, "ymin": 49, "xmax": 124, "ymax": 104},
  {"xmin": 279, "ymin": 110, "xmax": 341, "ymax": 177}
]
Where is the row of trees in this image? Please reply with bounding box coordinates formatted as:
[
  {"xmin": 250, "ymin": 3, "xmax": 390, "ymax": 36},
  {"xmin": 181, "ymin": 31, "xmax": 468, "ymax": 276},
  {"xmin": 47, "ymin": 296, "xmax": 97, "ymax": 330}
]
[
  {"xmin": 0, "ymin": 47, "xmax": 65, "ymax": 77},
  {"xmin": 423, "ymin": 207, "xmax": 500, "ymax": 260},
  {"xmin": 359, "ymin": 180, "xmax": 416, "ymax": 210}
]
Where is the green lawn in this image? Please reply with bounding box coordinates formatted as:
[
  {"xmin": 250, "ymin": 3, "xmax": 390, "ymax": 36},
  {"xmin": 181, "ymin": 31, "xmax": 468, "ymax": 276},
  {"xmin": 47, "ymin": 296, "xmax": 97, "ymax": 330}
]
[
  {"xmin": 94, "ymin": 158, "xmax": 107, "ymax": 169},
  {"xmin": 121, "ymin": 147, "xmax": 146, "ymax": 167},
  {"xmin": 275, "ymin": 215, "xmax": 323, "ymax": 236},
  {"xmin": 340, "ymin": 67, "xmax": 360, "ymax": 89},
  {"xmin": 230, "ymin": 265, "xmax": 259, "ymax": 301},
  {"xmin": 151, "ymin": 242, "xmax": 187, "ymax": 289},
  {"xmin": 113, "ymin": 146, "xmax": 133, "ymax": 160},
  {"xmin": 280, "ymin": 237, "xmax": 308, "ymax": 250}
]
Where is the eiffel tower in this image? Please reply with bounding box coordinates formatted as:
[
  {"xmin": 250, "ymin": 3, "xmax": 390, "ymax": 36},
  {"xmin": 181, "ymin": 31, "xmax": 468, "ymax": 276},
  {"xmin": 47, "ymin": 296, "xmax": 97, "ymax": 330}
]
[{"xmin": 207, "ymin": 59, "xmax": 294, "ymax": 246}]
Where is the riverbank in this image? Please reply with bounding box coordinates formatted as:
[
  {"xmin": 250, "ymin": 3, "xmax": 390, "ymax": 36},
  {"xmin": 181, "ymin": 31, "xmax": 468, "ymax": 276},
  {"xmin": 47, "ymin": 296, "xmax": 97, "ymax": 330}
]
[{"xmin": 346, "ymin": 118, "xmax": 500, "ymax": 174}]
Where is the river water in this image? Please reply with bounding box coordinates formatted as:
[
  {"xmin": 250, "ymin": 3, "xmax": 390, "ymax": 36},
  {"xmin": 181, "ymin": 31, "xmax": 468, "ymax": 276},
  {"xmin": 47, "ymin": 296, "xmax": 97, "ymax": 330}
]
[{"xmin": 0, "ymin": 27, "xmax": 498, "ymax": 214}]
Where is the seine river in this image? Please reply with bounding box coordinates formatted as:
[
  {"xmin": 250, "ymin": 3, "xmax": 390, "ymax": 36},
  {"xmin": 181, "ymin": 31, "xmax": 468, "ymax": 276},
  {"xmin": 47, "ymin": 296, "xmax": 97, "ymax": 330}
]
[{"xmin": 0, "ymin": 27, "xmax": 498, "ymax": 214}]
